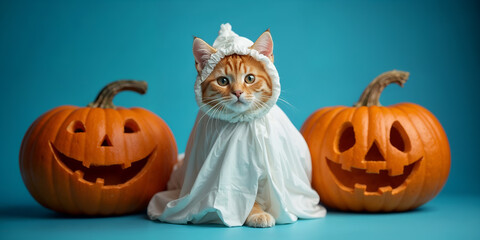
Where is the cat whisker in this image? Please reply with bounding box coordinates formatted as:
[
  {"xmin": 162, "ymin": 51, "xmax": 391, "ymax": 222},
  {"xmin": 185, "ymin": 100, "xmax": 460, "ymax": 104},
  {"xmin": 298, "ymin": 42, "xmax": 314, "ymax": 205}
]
[
  {"xmin": 210, "ymin": 104, "xmax": 225, "ymax": 133},
  {"xmin": 198, "ymin": 97, "xmax": 229, "ymax": 109},
  {"xmin": 277, "ymin": 97, "xmax": 297, "ymax": 111},
  {"xmin": 206, "ymin": 101, "xmax": 228, "ymax": 134},
  {"xmin": 251, "ymin": 99, "xmax": 268, "ymax": 112},
  {"xmin": 199, "ymin": 99, "xmax": 229, "ymax": 123},
  {"xmin": 253, "ymin": 98, "xmax": 268, "ymax": 106},
  {"xmin": 200, "ymin": 97, "xmax": 228, "ymax": 110}
]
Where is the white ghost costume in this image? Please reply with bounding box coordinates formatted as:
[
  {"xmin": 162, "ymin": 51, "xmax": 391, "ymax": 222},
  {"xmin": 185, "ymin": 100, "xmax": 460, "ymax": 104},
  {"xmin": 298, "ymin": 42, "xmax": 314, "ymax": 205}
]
[{"xmin": 147, "ymin": 23, "xmax": 326, "ymax": 227}]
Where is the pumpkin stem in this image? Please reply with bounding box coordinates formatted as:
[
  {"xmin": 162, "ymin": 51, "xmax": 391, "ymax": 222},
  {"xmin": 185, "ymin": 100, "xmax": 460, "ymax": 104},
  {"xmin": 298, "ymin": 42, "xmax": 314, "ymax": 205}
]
[
  {"xmin": 354, "ymin": 70, "xmax": 410, "ymax": 107},
  {"xmin": 88, "ymin": 80, "xmax": 148, "ymax": 109}
]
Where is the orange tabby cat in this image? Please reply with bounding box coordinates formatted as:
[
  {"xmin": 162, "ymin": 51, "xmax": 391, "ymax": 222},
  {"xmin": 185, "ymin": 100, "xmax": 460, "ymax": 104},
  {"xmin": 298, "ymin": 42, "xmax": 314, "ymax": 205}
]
[
  {"xmin": 147, "ymin": 24, "xmax": 325, "ymax": 228},
  {"xmin": 195, "ymin": 33, "xmax": 277, "ymax": 227},
  {"xmin": 200, "ymin": 54, "xmax": 273, "ymax": 119}
]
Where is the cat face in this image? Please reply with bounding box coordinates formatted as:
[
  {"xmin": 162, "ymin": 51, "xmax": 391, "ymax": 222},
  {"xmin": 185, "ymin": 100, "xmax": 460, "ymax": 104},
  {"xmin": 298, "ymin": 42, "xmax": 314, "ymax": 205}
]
[
  {"xmin": 193, "ymin": 30, "xmax": 275, "ymax": 120},
  {"xmin": 200, "ymin": 54, "xmax": 273, "ymax": 115}
]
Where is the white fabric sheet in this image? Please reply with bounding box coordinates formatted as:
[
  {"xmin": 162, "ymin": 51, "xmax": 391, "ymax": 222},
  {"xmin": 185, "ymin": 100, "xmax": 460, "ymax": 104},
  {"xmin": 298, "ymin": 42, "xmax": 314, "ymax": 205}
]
[{"xmin": 147, "ymin": 105, "xmax": 326, "ymax": 226}]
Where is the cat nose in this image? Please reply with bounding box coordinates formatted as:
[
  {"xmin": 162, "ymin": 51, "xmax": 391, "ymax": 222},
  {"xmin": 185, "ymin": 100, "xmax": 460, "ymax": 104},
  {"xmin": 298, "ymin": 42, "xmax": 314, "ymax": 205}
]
[{"xmin": 232, "ymin": 90, "xmax": 243, "ymax": 98}]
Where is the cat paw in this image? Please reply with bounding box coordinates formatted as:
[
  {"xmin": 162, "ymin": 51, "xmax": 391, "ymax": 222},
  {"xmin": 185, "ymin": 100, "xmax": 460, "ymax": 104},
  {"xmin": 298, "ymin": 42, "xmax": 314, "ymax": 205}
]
[{"xmin": 245, "ymin": 212, "xmax": 276, "ymax": 228}]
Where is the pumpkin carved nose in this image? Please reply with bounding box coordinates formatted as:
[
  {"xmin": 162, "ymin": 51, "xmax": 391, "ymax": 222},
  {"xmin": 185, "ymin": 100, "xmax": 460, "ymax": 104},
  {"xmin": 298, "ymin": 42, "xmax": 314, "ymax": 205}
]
[
  {"xmin": 365, "ymin": 142, "xmax": 384, "ymax": 161},
  {"xmin": 100, "ymin": 135, "xmax": 113, "ymax": 147}
]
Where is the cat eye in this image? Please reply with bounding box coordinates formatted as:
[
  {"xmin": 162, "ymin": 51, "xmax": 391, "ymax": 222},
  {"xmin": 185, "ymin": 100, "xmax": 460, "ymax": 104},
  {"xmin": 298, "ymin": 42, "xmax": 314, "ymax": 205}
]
[
  {"xmin": 216, "ymin": 77, "xmax": 229, "ymax": 86},
  {"xmin": 245, "ymin": 74, "xmax": 255, "ymax": 84}
]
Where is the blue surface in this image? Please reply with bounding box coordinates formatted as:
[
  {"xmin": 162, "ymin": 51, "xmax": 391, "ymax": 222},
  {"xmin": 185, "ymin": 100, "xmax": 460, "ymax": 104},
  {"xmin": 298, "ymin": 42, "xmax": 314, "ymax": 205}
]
[
  {"xmin": 1, "ymin": 195, "xmax": 479, "ymax": 239},
  {"xmin": 1, "ymin": 0, "xmax": 479, "ymax": 239}
]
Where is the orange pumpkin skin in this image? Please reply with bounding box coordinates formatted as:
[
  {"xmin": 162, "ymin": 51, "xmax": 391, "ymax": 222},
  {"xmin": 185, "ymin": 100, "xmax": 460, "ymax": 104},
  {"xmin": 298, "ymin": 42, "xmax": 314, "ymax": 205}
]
[
  {"xmin": 19, "ymin": 81, "xmax": 177, "ymax": 215},
  {"xmin": 301, "ymin": 71, "xmax": 450, "ymax": 212}
]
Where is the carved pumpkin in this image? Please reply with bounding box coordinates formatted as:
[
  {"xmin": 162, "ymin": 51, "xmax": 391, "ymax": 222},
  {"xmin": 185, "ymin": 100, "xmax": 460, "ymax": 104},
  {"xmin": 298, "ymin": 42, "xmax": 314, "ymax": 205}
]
[
  {"xmin": 19, "ymin": 80, "xmax": 177, "ymax": 215},
  {"xmin": 301, "ymin": 71, "xmax": 450, "ymax": 212}
]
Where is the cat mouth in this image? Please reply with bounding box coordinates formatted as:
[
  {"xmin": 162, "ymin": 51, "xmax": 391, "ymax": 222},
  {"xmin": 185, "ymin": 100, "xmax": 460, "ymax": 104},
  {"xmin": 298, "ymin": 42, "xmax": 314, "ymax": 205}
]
[
  {"xmin": 233, "ymin": 97, "xmax": 248, "ymax": 104},
  {"xmin": 326, "ymin": 157, "xmax": 421, "ymax": 194},
  {"xmin": 228, "ymin": 99, "xmax": 251, "ymax": 110},
  {"xmin": 234, "ymin": 100, "xmax": 247, "ymax": 105},
  {"xmin": 50, "ymin": 142, "xmax": 154, "ymax": 187}
]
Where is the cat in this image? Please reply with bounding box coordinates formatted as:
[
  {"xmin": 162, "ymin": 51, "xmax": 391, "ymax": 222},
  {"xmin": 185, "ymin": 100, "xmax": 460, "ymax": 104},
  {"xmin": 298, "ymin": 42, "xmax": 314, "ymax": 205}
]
[
  {"xmin": 199, "ymin": 54, "xmax": 273, "ymax": 122},
  {"xmin": 194, "ymin": 38, "xmax": 276, "ymax": 227},
  {"xmin": 147, "ymin": 23, "xmax": 325, "ymax": 228},
  {"xmin": 192, "ymin": 28, "xmax": 277, "ymax": 123}
]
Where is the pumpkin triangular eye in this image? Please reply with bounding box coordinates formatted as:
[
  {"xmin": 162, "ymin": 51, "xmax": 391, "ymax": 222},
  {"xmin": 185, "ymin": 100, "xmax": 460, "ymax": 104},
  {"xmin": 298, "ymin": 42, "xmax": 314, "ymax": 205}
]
[
  {"xmin": 338, "ymin": 124, "xmax": 355, "ymax": 152},
  {"xmin": 124, "ymin": 119, "xmax": 140, "ymax": 133},
  {"xmin": 390, "ymin": 121, "xmax": 409, "ymax": 152},
  {"xmin": 68, "ymin": 120, "xmax": 86, "ymax": 133}
]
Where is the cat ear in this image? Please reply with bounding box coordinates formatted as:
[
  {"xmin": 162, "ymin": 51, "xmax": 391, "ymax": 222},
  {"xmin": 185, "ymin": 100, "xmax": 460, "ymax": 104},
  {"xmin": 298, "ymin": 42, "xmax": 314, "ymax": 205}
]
[
  {"xmin": 251, "ymin": 30, "xmax": 274, "ymax": 62},
  {"xmin": 193, "ymin": 37, "xmax": 217, "ymax": 73}
]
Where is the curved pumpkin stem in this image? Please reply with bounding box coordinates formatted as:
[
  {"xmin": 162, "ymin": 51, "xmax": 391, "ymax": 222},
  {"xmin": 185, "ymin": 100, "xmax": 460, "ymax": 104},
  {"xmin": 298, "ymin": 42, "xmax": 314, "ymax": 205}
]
[
  {"xmin": 354, "ymin": 70, "xmax": 410, "ymax": 107},
  {"xmin": 88, "ymin": 80, "xmax": 147, "ymax": 109}
]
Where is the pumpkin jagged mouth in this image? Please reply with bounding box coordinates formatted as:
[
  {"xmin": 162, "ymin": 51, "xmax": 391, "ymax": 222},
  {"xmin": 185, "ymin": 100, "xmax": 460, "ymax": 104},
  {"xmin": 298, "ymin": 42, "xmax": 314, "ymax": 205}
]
[
  {"xmin": 326, "ymin": 158, "xmax": 422, "ymax": 194},
  {"xmin": 50, "ymin": 142, "xmax": 153, "ymax": 187}
]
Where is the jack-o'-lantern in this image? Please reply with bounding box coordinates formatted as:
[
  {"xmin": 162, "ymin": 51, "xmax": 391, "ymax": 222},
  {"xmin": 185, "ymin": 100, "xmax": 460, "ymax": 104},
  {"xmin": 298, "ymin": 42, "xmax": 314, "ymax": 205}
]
[
  {"xmin": 301, "ymin": 70, "xmax": 450, "ymax": 212},
  {"xmin": 20, "ymin": 80, "xmax": 177, "ymax": 215}
]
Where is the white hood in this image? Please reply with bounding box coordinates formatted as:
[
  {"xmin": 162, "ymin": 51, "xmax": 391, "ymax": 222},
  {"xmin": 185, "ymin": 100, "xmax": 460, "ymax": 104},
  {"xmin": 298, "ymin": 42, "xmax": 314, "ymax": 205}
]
[{"xmin": 193, "ymin": 23, "xmax": 281, "ymax": 123}]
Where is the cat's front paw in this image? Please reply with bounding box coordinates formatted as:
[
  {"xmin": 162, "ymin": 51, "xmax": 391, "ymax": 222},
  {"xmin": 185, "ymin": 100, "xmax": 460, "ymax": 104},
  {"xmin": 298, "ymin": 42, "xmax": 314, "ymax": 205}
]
[{"xmin": 245, "ymin": 212, "xmax": 276, "ymax": 228}]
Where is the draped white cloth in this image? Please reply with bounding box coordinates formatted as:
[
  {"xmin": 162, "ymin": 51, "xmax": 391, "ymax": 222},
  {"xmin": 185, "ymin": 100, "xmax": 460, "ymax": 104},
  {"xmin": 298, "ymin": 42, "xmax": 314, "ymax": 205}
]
[{"xmin": 147, "ymin": 105, "xmax": 326, "ymax": 226}]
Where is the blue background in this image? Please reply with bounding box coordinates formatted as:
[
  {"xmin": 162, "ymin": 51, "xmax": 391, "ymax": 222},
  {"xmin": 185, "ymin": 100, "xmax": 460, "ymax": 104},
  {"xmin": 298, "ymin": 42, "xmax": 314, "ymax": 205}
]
[{"xmin": 1, "ymin": 0, "xmax": 479, "ymax": 239}]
